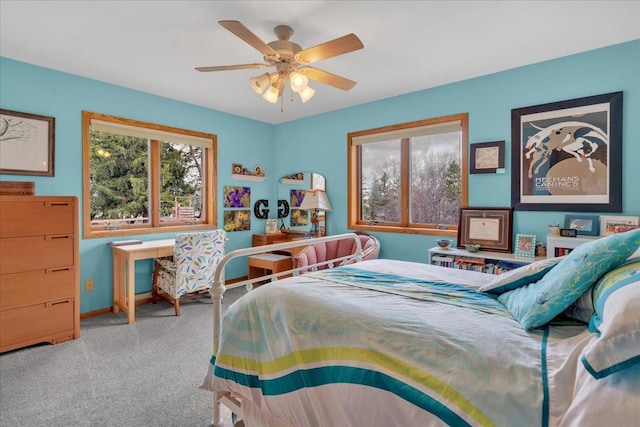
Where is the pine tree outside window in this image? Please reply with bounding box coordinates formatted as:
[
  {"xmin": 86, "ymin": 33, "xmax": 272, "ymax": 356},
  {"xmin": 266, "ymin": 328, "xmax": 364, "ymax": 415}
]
[{"xmin": 347, "ymin": 113, "xmax": 468, "ymax": 236}]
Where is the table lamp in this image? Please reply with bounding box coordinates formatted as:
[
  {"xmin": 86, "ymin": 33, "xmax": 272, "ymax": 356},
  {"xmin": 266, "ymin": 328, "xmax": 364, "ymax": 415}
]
[{"xmin": 299, "ymin": 190, "xmax": 332, "ymax": 236}]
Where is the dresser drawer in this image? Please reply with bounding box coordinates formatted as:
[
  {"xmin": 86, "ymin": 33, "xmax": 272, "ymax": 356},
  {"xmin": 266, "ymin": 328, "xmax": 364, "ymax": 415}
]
[
  {"xmin": 0, "ymin": 268, "xmax": 75, "ymax": 311},
  {"xmin": 0, "ymin": 235, "xmax": 75, "ymax": 274},
  {"xmin": 0, "ymin": 197, "xmax": 75, "ymax": 238},
  {"xmin": 0, "ymin": 298, "xmax": 75, "ymax": 352},
  {"xmin": 252, "ymin": 233, "xmax": 292, "ymax": 246}
]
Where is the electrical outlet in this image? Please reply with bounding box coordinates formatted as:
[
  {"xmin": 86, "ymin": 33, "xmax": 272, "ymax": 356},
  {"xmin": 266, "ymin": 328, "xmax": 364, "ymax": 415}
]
[{"xmin": 85, "ymin": 279, "xmax": 94, "ymax": 292}]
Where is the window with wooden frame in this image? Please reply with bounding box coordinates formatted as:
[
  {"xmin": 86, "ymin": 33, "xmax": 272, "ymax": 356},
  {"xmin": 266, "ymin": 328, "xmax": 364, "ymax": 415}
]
[
  {"xmin": 348, "ymin": 113, "xmax": 468, "ymax": 236},
  {"xmin": 82, "ymin": 111, "xmax": 217, "ymax": 239}
]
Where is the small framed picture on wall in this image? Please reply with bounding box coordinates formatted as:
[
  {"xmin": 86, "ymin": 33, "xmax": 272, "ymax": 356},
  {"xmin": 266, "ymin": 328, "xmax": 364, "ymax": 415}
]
[{"xmin": 470, "ymin": 140, "xmax": 505, "ymax": 174}]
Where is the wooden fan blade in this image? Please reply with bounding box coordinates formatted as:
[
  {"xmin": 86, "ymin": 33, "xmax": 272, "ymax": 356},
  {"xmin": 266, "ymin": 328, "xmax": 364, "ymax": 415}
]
[
  {"xmin": 299, "ymin": 67, "xmax": 357, "ymax": 91},
  {"xmin": 195, "ymin": 63, "xmax": 269, "ymax": 72},
  {"xmin": 295, "ymin": 34, "xmax": 363, "ymax": 64},
  {"xmin": 219, "ymin": 20, "xmax": 279, "ymax": 59}
]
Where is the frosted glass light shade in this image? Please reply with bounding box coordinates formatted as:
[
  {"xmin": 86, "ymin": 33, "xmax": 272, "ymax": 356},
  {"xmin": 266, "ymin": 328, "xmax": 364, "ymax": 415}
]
[
  {"xmin": 289, "ymin": 72, "xmax": 308, "ymax": 93},
  {"xmin": 262, "ymin": 85, "xmax": 280, "ymax": 103},
  {"xmin": 298, "ymin": 86, "xmax": 315, "ymax": 103},
  {"xmin": 249, "ymin": 73, "xmax": 271, "ymax": 95}
]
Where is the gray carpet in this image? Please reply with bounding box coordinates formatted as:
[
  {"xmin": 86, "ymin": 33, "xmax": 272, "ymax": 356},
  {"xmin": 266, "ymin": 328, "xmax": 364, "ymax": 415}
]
[{"xmin": 0, "ymin": 287, "xmax": 246, "ymax": 427}]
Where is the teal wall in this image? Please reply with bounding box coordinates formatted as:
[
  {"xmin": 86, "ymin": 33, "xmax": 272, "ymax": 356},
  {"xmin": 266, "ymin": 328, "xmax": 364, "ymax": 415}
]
[
  {"xmin": 1, "ymin": 39, "xmax": 639, "ymax": 313},
  {"xmin": 274, "ymin": 39, "xmax": 640, "ymax": 262},
  {"xmin": 0, "ymin": 57, "xmax": 274, "ymax": 313}
]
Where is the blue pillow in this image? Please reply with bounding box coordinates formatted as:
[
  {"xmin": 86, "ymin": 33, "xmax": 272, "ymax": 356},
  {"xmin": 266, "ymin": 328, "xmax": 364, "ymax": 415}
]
[
  {"xmin": 499, "ymin": 229, "xmax": 640, "ymax": 331},
  {"xmin": 479, "ymin": 257, "xmax": 563, "ymax": 294},
  {"xmin": 582, "ymin": 259, "xmax": 640, "ymax": 379}
]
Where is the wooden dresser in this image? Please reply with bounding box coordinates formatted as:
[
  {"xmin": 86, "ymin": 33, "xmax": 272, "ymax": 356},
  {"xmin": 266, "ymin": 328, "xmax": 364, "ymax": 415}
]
[{"xmin": 0, "ymin": 196, "xmax": 80, "ymax": 353}]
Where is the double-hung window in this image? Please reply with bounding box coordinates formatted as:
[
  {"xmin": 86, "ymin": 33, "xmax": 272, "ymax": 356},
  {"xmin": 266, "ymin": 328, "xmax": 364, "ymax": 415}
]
[
  {"xmin": 82, "ymin": 111, "xmax": 217, "ymax": 238},
  {"xmin": 348, "ymin": 113, "xmax": 468, "ymax": 235}
]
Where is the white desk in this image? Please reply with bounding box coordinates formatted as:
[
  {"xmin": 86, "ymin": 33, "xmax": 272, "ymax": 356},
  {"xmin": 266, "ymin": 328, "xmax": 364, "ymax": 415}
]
[{"xmin": 110, "ymin": 239, "xmax": 174, "ymax": 324}]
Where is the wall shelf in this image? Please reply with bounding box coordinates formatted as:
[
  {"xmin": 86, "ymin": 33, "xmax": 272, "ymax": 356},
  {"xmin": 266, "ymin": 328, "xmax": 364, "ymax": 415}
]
[
  {"xmin": 280, "ymin": 178, "xmax": 304, "ymax": 185},
  {"xmin": 232, "ymin": 174, "xmax": 265, "ymax": 182},
  {"xmin": 428, "ymin": 247, "xmax": 545, "ymax": 274}
]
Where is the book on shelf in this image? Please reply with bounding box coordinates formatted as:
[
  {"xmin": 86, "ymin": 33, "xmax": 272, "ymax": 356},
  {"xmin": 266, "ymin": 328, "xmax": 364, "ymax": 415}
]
[
  {"xmin": 432, "ymin": 255, "xmax": 455, "ymax": 268},
  {"xmin": 555, "ymin": 247, "xmax": 574, "ymax": 257},
  {"xmin": 454, "ymin": 256, "xmax": 485, "ymax": 265},
  {"xmin": 452, "ymin": 256, "xmax": 485, "ymax": 272}
]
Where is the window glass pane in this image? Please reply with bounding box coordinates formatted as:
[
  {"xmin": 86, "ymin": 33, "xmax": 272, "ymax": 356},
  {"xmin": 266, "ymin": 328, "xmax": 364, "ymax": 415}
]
[
  {"xmin": 89, "ymin": 131, "xmax": 149, "ymax": 228},
  {"xmin": 410, "ymin": 131, "xmax": 461, "ymax": 226},
  {"xmin": 159, "ymin": 141, "xmax": 205, "ymax": 224},
  {"xmin": 360, "ymin": 140, "xmax": 401, "ymax": 223}
]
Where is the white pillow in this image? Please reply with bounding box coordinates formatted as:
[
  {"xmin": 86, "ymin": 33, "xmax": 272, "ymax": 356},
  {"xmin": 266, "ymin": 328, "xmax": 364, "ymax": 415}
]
[
  {"xmin": 582, "ymin": 259, "xmax": 640, "ymax": 379},
  {"xmin": 563, "ymin": 286, "xmax": 594, "ymax": 322},
  {"xmin": 479, "ymin": 257, "xmax": 563, "ymax": 294}
]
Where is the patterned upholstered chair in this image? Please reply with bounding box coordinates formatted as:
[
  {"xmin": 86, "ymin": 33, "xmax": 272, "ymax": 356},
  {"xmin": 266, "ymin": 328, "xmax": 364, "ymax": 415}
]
[{"xmin": 152, "ymin": 229, "xmax": 226, "ymax": 316}]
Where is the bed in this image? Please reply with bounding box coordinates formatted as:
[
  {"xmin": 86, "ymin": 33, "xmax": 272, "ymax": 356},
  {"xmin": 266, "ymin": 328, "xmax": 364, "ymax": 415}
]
[{"xmin": 202, "ymin": 231, "xmax": 640, "ymax": 427}]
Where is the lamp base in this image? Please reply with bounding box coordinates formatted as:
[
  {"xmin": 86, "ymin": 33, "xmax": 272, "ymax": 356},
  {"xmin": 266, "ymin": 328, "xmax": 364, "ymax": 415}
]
[{"xmin": 311, "ymin": 209, "xmax": 319, "ymax": 236}]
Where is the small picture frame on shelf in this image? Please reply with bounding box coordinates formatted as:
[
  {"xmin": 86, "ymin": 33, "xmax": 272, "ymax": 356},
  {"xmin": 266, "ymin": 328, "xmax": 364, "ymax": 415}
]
[
  {"xmin": 265, "ymin": 219, "xmax": 278, "ymax": 234},
  {"xmin": 564, "ymin": 214, "xmax": 600, "ymax": 236},
  {"xmin": 599, "ymin": 215, "xmax": 639, "ymax": 236},
  {"xmin": 514, "ymin": 234, "xmax": 536, "ymax": 257},
  {"xmin": 232, "ymin": 163, "xmax": 243, "ymax": 175}
]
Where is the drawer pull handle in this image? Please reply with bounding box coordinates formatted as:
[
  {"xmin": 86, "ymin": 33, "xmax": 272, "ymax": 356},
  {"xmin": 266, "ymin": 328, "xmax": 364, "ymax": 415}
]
[
  {"xmin": 46, "ymin": 267, "xmax": 74, "ymax": 273},
  {"xmin": 45, "ymin": 299, "xmax": 72, "ymax": 308},
  {"xmin": 45, "ymin": 235, "xmax": 72, "ymax": 240},
  {"xmin": 44, "ymin": 202, "xmax": 72, "ymax": 207}
]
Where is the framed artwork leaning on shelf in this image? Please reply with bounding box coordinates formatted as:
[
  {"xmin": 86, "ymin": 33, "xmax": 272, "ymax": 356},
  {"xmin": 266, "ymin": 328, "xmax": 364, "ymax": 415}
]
[
  {"xmin": 564, "ymin": 214, "xmax": 600, "ymax": 236},
  {"xmin": 457, "ymin": 207, "xmax": 513, "ymax": 253},
  {"xmin": 600, "ymin": 215, "xmax": 639, "ymax": 236}
]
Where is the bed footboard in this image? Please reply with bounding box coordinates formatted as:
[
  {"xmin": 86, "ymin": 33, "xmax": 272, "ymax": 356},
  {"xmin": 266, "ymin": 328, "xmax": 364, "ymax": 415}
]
[{"xmin": 209, "ymin": 233, "xmax": 363, "ymax": 426}]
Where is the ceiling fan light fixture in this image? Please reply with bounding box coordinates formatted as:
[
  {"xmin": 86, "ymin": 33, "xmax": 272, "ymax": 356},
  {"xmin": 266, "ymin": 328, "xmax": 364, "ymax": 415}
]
[
  {"xmin": 289, "ymin": 71, "xmax": 308, "ymax": 93},
  {"xmin": 199, "ymin": 21, "xmax": 363, "ymax": 109},
  {"xmin": 249, "ymin": 73, "xmax": 271, "ymax": 94},
  {"xmin": 298, "ymin": 85, "xmax": 315, "ymax": 103},
  {"xmin": 262, "ymin": 84, "xmax": 280, "ymax": 104}
]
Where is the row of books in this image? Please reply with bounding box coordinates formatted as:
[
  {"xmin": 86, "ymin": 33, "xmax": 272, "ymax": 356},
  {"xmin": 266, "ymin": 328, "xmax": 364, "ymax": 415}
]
[{"xmin": 431, "ymin": 256, "xmax": 526, "ymax": 274}]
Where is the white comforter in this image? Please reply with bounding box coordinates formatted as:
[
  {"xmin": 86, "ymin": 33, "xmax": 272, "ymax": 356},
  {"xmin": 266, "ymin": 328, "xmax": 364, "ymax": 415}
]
[{"xmin": 203, "ymin": 259, "xmax": 640, "ymax": 427}]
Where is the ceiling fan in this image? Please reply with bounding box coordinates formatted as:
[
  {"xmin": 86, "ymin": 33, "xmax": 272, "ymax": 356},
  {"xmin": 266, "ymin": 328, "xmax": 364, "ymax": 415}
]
[{"xmin": 196, "ymin": 20, "xmax": 364, "ymax": 106}]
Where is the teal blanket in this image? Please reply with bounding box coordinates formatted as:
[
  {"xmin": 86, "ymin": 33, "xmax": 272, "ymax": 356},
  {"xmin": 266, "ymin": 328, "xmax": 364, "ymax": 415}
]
[{"xmin": 305, "ymin": 267, "xmax": 511, "ymax": 317}]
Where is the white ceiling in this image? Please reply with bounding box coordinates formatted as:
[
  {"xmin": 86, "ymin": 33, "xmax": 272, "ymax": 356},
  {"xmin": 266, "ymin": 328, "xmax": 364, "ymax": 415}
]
[{"xmin": 1, "ymin": 1, "xmax": 639, "ymax": 125}]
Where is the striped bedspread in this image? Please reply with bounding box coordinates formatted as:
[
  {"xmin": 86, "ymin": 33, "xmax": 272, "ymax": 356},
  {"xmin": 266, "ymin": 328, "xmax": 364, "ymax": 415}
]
[{"xmin": 202, "ymin": 259, "xmax": 639, "ymax": 427}]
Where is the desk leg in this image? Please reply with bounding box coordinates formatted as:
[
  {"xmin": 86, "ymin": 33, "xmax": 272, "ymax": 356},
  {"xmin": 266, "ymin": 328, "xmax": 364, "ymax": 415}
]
[
  {"xmin": 112, "ymin": 252, "xmax": 123, "ymax": 314},
  {"xmin": 126, "ymin": 255, "xmax": 136, "ymax": 324}
]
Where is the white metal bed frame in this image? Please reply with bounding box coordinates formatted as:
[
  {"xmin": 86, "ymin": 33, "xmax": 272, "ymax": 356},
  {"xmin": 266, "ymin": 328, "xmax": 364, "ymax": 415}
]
[{"xmin": 209, "ymin": 233, "xmax": 364, "ymax": 426}]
